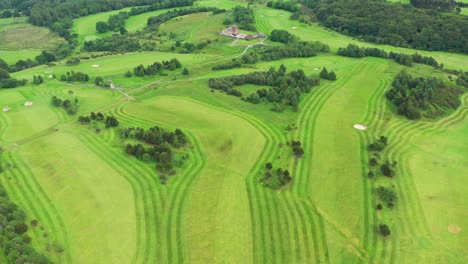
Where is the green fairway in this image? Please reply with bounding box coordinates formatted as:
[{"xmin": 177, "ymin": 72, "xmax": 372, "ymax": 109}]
[{"xmin": 0, "ymin": 0, "xmax": 467, "ymax": 263}]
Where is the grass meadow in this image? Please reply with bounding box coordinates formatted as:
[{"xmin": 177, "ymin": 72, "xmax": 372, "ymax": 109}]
[{"xmin": 0, "ymin": 1, "xmax": 466, "ymax": 263}]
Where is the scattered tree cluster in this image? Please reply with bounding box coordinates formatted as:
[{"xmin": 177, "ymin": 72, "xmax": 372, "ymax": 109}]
[
  {"xmin": 337, "ymin": 44, "xmax": 440, "ymax": 68},
  {"xmin": 33, "ymin": 75, "xmax": 45, "ymax": 85},
  {"xmin": 262, "ymin": 162, "xmax": 292, "ymax": 189},
  {"xmin": 376, "ymin": 186, "xmax": 398, "ymax": 208},
  {"xmin": 319, "ymin": 68, "xmax": 336, "ymax": 81},
  {"xmin": 51, "ymin": 92, "xmax": 80, "ymax": 114},
  {"xmin": 303, "ymin": 0, "xmax": 468, "ymax": 54},
  {"xmin": 78, "ymin": 112, "xmax": 119, "ymax": 130},
  {"xmin": 269, "ymin": 29, "xmax": 298, "ymax": 44},
  {"xmin": 367, "ymin": 136, "xmax": 398, "ymax": 179},
  {"xmin": 60, "ymin": 71, "xmax": 90, "ymax": 83},
  {"xmin": 0, "ymin": 183, "xmax": 51, "ymax": 264},
  {"xmin": 209, "ymin": 65, "xmax": 320, "ymax": 111},
  {"xmin": 386, "ymin": 70, "xmax": 463, "ymax": 119},
  {"xmin": 94, "ymin": 76, "xmax": 112, "ymax": 87},
  {"xmin": 212, "ymin": 41, "xmax": 330, "ymax": 70},
  {"xmin": 133, "ymin": 58, "xmax": 182, "ymax": 77},
  {"xmin": 267, "ymin": 1, "xmax": 300, "ymax": 12},
  {"xmin": 66, "ymin": 58, "xmax": 80, "ymax": 66},
  {"xmin": 290, "ymin": 140, "xmax": 304, "ymax": 157},
  {"xmin": 224, "ymin": 6, "xmax": 256, "ymax": 31},
  {"xmin": 121, "ymin": 126, "xmax": 188, "ymax": 175}
]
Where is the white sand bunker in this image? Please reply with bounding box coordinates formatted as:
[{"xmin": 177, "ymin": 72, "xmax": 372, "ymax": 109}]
[
  {"xmin": 292, "ymin": 27, "xmax": 298, "ymax": 29},
  {"xmin": 24, "ymin": 101, "xmax": 33, "ymax": 106},
  {"xmin": 353, "ymin": 124, "xmax": 367, "ymax": 130},
  {"xmin": 2, "ymin": 106, "xmax": 10, "ymax": 112},
  {"xmin": 313, "ymin": 67, "xmax": 320, "ymax": 71},
  {"xmin": 92, "ymin": 64, "xmax": 100, "ymax": 68},
  {"xmin": 448, "ymin": 224, "xmax": 461, "ymax": 234}
]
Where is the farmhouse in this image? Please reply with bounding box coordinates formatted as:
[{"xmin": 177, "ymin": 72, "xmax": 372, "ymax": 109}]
[{"xmin": 219, "ymin": 24, "xmax": 266, "ymax": 40}]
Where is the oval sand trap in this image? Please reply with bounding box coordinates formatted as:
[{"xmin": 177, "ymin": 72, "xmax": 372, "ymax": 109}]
[
  {"xmin": 292, "ymin": 27, "xmax": 298, "ymax": 29},
  {"xmin": 92, "ymin": 64, "xmax": 100, "ymax": 68},
  {"xmin": 353, "ymin": 124, "xmax": 367, "ymax": 130},
  {"xmin": 2, "ymin": 106, "xmax": 10, "ymax": 112},
  {"xmin": 24, "ymin": 101, "xmax": 33, "ymax": 106},
  {"xmin": 448, "ymin": 224, "xmax": 461, "ymax": 234}
]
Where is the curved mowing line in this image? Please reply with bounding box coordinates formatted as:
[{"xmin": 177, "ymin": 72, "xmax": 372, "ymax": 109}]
[
  {"xmin": 78, "ymin": 131, "xmax": 159, "ymax": 264},
  {"xmin": 293, "ymin": 63, "xmax": 369, "ymax": 262},
  {"xmin": 2, "ymin": 152, "xmax": 72, "ymax": 264},
  {"xmin": 115, "ymin": 106, "xmax": 205, "ymax": 263}
]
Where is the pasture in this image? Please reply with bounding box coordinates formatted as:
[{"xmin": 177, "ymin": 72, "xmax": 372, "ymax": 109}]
[{"xmin": 0, "ymin": 1, "xmax": 467, "ymax": 263}]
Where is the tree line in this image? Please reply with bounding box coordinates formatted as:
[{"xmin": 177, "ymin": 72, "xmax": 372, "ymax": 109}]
[
  {"xmin": 209, "ymin": 65, "xmax": 320, "ymax": 112},
  {"xmin": 223, "ymin": 6, "xmax": 256, "ymax": 31},
  {"xmin": 337, "ymin": 44, "xmax": 440, "ymax": 68},
  {"xmin": 78, "ymin": 112, "xmax": 119, "ymax": 129},
  {"xmin": 0, "ymin": 67, "xmax": 27, "ymax": 89},
  {"xmin": 212, "ymin": 41, "xmax": 330, "ymax": 70},
  {"xmin": 60, "ymin": 71, "xmax": 90, "ymax": 83},
  {"xmin": 365, "ymin": 135, "xmax": 398, "ymax": 238},
  {"xmin": 133, "ymin": 58, "xmax": 182, "ymax": 77},
  {"xmin": 386, "ymin": 70, "xmax": 463, "ymax": 119},
  {"xmin": 302, "ymin": 0, "xmax": 468, "ymax": 54}
]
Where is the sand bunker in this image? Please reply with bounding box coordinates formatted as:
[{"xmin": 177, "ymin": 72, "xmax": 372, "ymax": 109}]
[
  {"xmin": 2, "ymin": 106, "xmax": 10, "ymax": 112},
  {"xmin": 448, "ymin": 224, "xmax": 461, "ymax": 234},
  {"xmin": 292, "ymin": 27, "xmax": 298, "ymax": 29},
  {"xmin": 313, "ymin": 67, "xmax": 320, "ymax": 71},
  {"xmin": 92, "ymin": 64, "xmax": 100, "ymax": 68},
  {"xmin": 24, "ymin": 101, "xmax": 33, "ymax": 106},
  {"xmin": 353, "ymin": 124, "xmax": 367, "ymax": 130}
]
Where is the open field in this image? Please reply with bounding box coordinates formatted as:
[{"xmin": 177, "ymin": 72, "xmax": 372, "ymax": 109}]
[{"xmin": 0, "ymin": 1, "xmax": 467, "ymax": 263}]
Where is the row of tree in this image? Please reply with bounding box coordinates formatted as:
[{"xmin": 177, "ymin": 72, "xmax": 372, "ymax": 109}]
[
  {"xmin": 337, "ymin": 44, "xmax": 440, "ymax": 68},
  {"xmin": 302, "ymin": 0, "xmax": 468, "ymax": 54},
  {"xmin": 51, "ymin": 93, "xmax": 80, "ymax": 115},
  {"xmin": 78, "ymin": 112, "xmax": 119, "ymax": 128},
  {"xmin": 212, "ymin": 41, "xmax": 330, "ymax": 70},
  {"xmin": 319, "ymin": 68, "xmax": 336, "ymax": 81},
  {"xmin": 209, "ymin": 65, "xmax": 321, "ymax": 112},
  {"xmin": 120, "ymin": 126, "xmax": 188, "ymax": 147},
  {"xmin": 386, "ymin": 70, "xmax": 463, "ymax": 119},
  {"xmin": 60, "ymin": 71, "xmax": 89, "ymax": 83}
]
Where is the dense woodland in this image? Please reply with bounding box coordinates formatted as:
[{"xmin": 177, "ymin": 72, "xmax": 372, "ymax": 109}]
[
  {"xmin": 209, "ymin": 65, "xmax": 320, "ymax": 112},
  {"xmin": 302, "ymin": 0, "xmax": 468, "ymax": 54},
  {"xmin": 386, "ymin": 70, "xmax": 463, "ymax": 119}
]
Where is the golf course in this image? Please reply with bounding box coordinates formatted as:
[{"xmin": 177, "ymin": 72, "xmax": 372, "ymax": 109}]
[{"xmin": 0, "ymin": 0, "xmax": 466, "ymax": 263}]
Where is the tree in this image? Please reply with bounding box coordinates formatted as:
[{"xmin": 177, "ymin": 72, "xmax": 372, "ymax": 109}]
[
  {"xmin": 96, "ymin": 21, "xmax": 109, "ymax": 33},
  {"xmin": 124, "ymin": 71, "xmax": 132, "ymax": 78},
  {"xmin": 119, "ymin": 26, "xmax": 127, "ymax": 35},
  {"xmin": 0, "ymin": 68, "xmax": 10, "ymax": 80},
  {"xmin": 265, "ymin": 162, "xmax": 273, "ymax": 170},
  {"xmin": 381, "ymin": 162, "xmax": 395, "ymax": 177},
  {"xmin": 320, "ymin": 68, "xmax": 329, "ymax": 79},
  {"xmin": 15, "ymin": 223, "xmax": 28, "ymax": 234},
  {"xmin": 328, "ymin": 71, "xmax": 337, "ymax": 81},
  {"xmin": 182, "ymin": 68, "xmax": 189, "ymax": 75},
  {"xmin": 379, "ymin": 224, "xmax": 391, "ymax": 237}
]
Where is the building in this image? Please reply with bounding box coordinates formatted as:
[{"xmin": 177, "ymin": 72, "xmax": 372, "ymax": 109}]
[{"xmin": 219, "ymin": 24, "xmax": 266, "ymax": 40}]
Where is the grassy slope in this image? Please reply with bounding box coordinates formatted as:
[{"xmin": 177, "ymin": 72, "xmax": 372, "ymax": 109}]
[
  {"xmin": 0, "ymin": 17, "xmax": 65, "ymax": 64},
  {"xmin": 0, "ymin": 1, "xmax": 467, "ymax": 263}
]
